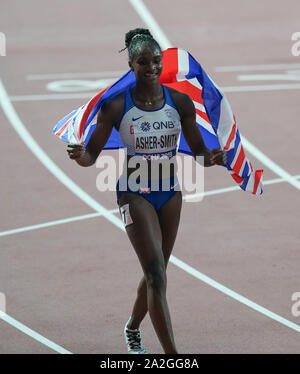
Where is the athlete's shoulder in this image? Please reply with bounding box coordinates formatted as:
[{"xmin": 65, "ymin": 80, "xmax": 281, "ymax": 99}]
[
  {"xmin": 97, "ymin": 91, "xmax": 126, "ymax": 128},
  {"xmin": 101, "ymin": 91, "xmax": 125, "ymax": 113},
  {"xmin": 164, "ymin": 86, "xmax": 194, "ymax": 116}
]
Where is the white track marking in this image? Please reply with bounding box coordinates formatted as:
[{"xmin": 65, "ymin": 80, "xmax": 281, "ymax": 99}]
[
  {"xmin": 128, "ymin": 0, "xmax": 170, "ymax": 50},
  {"xmin": 222, "ymin": 83, "xmax": 300, "ymax": 93},
  {"xmin": 238, "ymin": 74, "xmax": 300, "ymax": 82},
  {"xmin": 9, "ymin": 93, "xmax": 99, "ymax": 102},
  {"xmin": 0, "ymin": 81, "xmax": 123, "ymax": 231},
  {"xmin": 184, "ymin": 174, "xmax": 300, "ymax": 201},
  {"xmin": 0, "ymin": 79, "xmax": 124, "ymax": 352},
  {"xmin": 0, "ymin": 313, "xmax": 72, "ymax": 354},
  {"xmin": 0, "ymin": 210, "xmax": 119, "ymax": 237},
  {"xmin": 171, "ymin": 257, "xmax": 300, "ymax": 332},
  {"xmin": 26, "ymin": 71, "xmax": 125, "ymax": 80},
  {"xmin": 9, "ymin": 81, "xmax": 300, "ymax": 103},
  {"xmin": 1, "ymin": 175, "xmax": 300, "ymax": 238},
  {"xmin": 240, "ymin": 135, "xmax": 300, "ymax": 190},
  {"xmin": 216, "ymin": 63, "xmax": 300, "ymax": 72}
]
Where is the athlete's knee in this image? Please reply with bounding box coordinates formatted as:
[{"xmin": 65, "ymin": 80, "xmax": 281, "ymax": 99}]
[{"xmin": 144, "ymin": 259, "xmax": 167, "ymax": 294}]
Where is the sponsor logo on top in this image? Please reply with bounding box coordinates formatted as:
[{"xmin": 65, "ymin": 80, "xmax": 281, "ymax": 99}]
[
  {"xmin": 136, "ymin": 120, "xmax": 177, "ymax": 132},
  {"xmin": 132, "ymin": 116, "xmax": 143, "ymax": 122},
  {"xmin": 140, "ymin": 121, "xmax": 151, "ymax": 132}
]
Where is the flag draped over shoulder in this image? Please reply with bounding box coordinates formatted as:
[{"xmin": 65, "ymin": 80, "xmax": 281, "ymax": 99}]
[{"xmin": 53, "ymin": 48, "xmax": 263, "ymax": 195}]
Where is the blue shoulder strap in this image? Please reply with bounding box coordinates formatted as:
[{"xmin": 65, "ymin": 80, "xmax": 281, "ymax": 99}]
[
  {"xmin": 124, "ymin": 87, "xmax": 135, "ymax": 114},
  {"xmin": 162, "ymin": 85, "xmax": 178, "ymax": 111}
]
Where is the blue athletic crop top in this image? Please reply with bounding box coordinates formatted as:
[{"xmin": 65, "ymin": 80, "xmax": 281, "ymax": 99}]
[{"xmin": 118, "ymin": 84, "xmax": 181, "ymax": 160}]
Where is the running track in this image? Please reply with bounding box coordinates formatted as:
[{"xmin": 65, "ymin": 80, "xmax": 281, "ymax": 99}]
[{"xmin": 0, "ymin": 0, "xmax": 299, "ymax": 354}]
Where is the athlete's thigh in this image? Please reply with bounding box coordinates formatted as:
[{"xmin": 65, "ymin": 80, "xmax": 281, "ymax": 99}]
[
  {"xmin": 157, "ymin": 191, "xmax": 182, "ymax": 264},
  {"xmin": 119, "ymin": 193, "xmax": 164, "ymax": 272}
]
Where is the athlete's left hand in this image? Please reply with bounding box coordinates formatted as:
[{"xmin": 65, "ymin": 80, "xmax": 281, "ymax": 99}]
[{"xmin": 210, "ymin": 148, "xmax": 227, "ymax": 165}]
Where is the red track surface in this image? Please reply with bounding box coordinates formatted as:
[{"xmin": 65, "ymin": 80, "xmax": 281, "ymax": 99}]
[{"xmin": 0, "ymin": 0, "xmax": 299, "ymax": 354}]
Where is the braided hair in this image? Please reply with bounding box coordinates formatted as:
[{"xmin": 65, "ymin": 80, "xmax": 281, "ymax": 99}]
[{"xmin": 121, "ymin": 28, "xmax": 162, "ymax": 60}]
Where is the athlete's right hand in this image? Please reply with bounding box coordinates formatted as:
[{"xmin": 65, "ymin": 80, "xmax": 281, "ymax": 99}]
[{"xmin": 67, "ymin": 144, "xmax": 84, "ymax": 160}]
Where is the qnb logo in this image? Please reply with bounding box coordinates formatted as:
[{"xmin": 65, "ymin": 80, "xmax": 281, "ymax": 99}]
[
  {"xmin": 0, "ymin": 32, "xmax": 6, "ymax": 56},
  {"xmin": 140, "ymin": 121, "xmax": 151, "ymax": 132},
  {"xmin": 291, "ymin": 32, "xmax": 300, "ymax": 57},
  {"xmin": 0, "ymin": 292, "xmax": 6, "ymax": 315},
  {"xmin": 153, "ymin": 121, "xmax": 175, "ymax": 130},
  {"xmin": 291, "ymin": 292, "xmax": 300, "ymax": 317}
]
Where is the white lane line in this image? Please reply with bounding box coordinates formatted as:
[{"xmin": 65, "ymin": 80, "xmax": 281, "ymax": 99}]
[
  {"xmin": 1, "ymin": 75, "xmax": 299, "ymax": 341},
  {"xmin": 26, "ymin": 71, "xmax": 125, "ymax": 80},
  {"xmin": 0, "ymin": 81, "xmax": 123, "ymax": 231},
  {"xmin": 237, "ymin": 74, "xmax": 300, "ymax": 82},
  {"xmin": 184, "ymin": 174, "xmax": 300, "ymax": 201},
  {"xmin": 216, "ymin": 63, "xmax": 300, "ymax": 72},
  {"xmin": 0, "ymin": 210, "xmax": 120, "ymax": 237},
  {"xmin": 171, "ymin": 257, "xmax": 300, "ymax": 333},
  {"xmin": 9, "ymin": 82, "xmax": 300, "ymax": 102},
  {"xmin": 128, "ymin": 0, "xmax": 170, "ymax": 50},
  {"xmin": 9, "ymin": 93, "xmax": 99, "ymax": 102},
  {"xmin": 128, "ymin": 0, "xmax": 300, "ymax": 333},
  {"xmin": 0, "ymin": 79, "xmax": 124, "ymax": 352},
  {"xmin": 2, "ymin": 174, "xmax": 300, "ymax": 238},
  {"xmin": 0, "ymin": 312, "xmax": 72, "ymax": 354},
  {"xmin": 240, "ymin": 135, "xmax": 300, "ymax": 190},
  {"xmin": 128, "ymin": 0, "xmax": 300, "ymax": 192},
  {"xmin": 222, "ymin": 83, "xmax": 300, "ymax": 93}
]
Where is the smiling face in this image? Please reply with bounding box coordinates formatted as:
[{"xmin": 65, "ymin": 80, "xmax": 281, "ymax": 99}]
[{"xmin": 129, "ymin": 45, "xmax": 163, "ymax": 85}]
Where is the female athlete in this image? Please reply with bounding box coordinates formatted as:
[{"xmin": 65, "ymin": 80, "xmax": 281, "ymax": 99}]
[{"xmin": 67, "ymin": 28, "xmax": 227, "ymax": 354}]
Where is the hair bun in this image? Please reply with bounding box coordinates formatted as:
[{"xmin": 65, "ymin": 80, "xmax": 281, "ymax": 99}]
[{"xmin": 125, "ymin": 28, "xmax": 153, "ymax": 48}]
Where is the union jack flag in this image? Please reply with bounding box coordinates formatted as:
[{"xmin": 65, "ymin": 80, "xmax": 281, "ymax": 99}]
[{"xmin": 53, "ymin": 48, "xmax": 263, "ymax": 195}]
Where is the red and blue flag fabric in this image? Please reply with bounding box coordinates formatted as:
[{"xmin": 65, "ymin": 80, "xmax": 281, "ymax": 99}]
[{"xmin": 53, "ymin": 48, "xmax": 263, "ymax": 195}]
